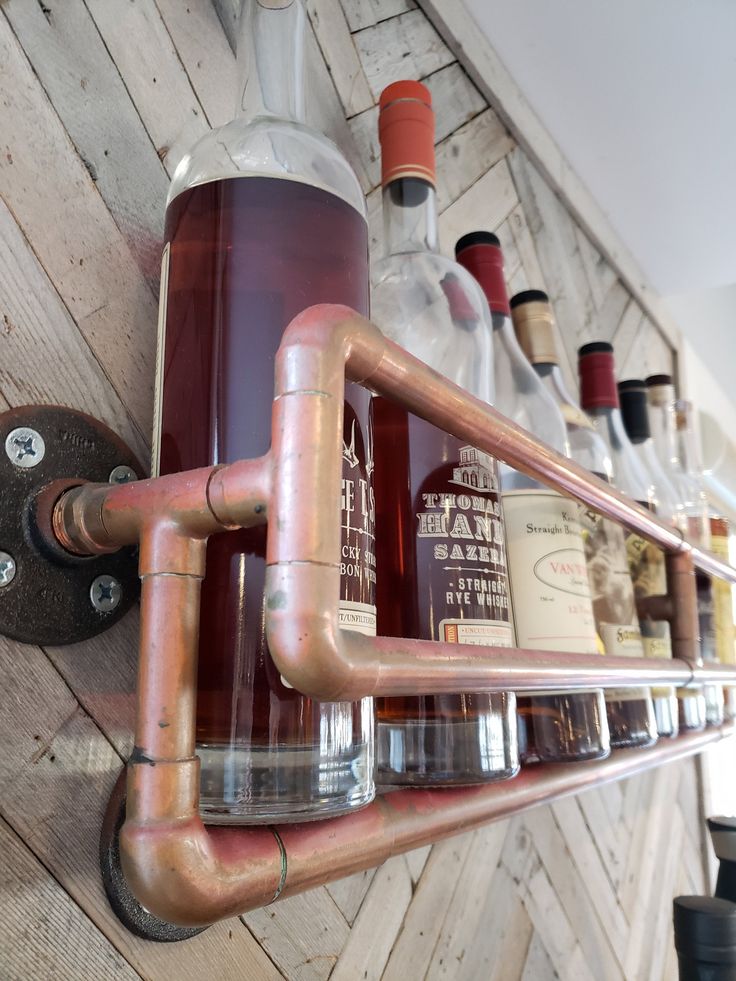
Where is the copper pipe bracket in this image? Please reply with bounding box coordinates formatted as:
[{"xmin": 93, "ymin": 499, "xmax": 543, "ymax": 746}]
[{"xmin": 0, "ymin": 405, "xmax": 143, "ymax": 645}]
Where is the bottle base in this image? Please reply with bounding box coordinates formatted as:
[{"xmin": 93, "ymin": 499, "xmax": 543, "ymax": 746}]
[
  {"xmin": 705, "ymin": 683, "xmax": 725, "ymax": 727},
  {"xmin": 678, "ymin": 691, "xmax": 707, "ymax": 732},
  {"xmin": 517, "ymin": 692, "xmax": 610, "ymax": 764},
  {"xmin": 607, "ymin": 696, "xmax": 658, "ymax": 750},
  {"xmin": 724, "ymin": 687, "xmax": 736, "ymax": 721},
  {"xmin": 197, "ymin": 741, "xmax": 374, "ymax": 825},
  {"xmin": 376, "ymin": 709, "xmax": 519, "ymax": 786},
  {"xmin": 653, "ymin": 693, "xmax": 679, "ymax": 738}
]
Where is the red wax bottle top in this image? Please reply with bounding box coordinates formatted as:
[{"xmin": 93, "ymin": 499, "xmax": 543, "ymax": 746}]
[
  {"xmin": 454, "ymin": 231, "xmax": 511, "ymax": 317},
  {"xmin": 378, "ymin": 79, "xmax": 436, "ymax": 187},
  {"xmin": 578, "ymin": 341, "xmax": 620, "ymax": 410}
]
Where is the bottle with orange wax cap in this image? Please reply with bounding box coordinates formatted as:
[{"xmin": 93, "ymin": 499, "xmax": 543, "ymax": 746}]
[{"xmin": 371, "ymin": 80, "xmax": 519, "ymax": 785}]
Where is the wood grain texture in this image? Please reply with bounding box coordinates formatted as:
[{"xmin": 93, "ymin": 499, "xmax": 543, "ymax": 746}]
[{"xmin": 0, "ymin": 1, "xmax": 699, "ymax": 978}]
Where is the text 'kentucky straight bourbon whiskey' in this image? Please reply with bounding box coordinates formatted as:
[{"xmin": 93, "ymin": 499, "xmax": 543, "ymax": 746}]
[
  {"xmin": 153, "ymin": 0, "xmax": 374, "ymax": 823},
  {"xmin": 371, "ymin": 81, "xmax": 518, "ymax": 785}
]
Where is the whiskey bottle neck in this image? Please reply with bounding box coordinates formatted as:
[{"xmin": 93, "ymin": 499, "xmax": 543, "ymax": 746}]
[
  {"xmin": 236, "ymin": 0, "xmax": 307, "ymax": 124},
  {"xmin": 382, "ymin": 178, "xmax": 439, "ymax": 256}
]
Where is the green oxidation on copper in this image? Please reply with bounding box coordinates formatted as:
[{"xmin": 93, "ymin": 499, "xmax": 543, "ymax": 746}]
[{"xmin": 266, "ymin": 590, "xmax": 288, "ymax": 611}]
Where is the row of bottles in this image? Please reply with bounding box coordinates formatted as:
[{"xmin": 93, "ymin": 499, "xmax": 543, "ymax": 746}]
[{"xmin": 152, "ymin": 0, "xmax": 735, "ymax": 824}]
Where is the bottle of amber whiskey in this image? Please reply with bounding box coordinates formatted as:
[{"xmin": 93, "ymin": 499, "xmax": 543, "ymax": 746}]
[
  {"xmin": 153, "ymin": 0, "xmax": 375, "ymax": 822},
  {"xmin": 371, "ymin": 81, "xmax": 518, "ymax": 785}
]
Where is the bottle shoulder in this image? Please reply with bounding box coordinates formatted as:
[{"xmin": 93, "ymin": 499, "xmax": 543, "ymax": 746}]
[
  {"xmin": 168, "ymin": 117, "xmax": 366, "ymax": 217},
  {"xmin": 370, "ymin": 252, "xmax": 495, "ymax": 402}
]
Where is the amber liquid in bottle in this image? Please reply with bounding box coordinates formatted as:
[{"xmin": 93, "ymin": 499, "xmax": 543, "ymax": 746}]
[
  {"xmin": 157, "ymin": 175, "xmax": 374, "ymax": 822},
  {"xmin": 373, "ymin": 403, "xmax": 518, "ymax": 784}
]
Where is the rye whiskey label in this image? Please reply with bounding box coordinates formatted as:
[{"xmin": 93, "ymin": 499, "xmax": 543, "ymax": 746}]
[
  {"xmin": 339, "ymin": 390, "xmax": 377, "ymax": 637},
  {"xmin": 416, "ymin": 444, "xmax": 514, "ymax": 647},
  {"xmin": 501, "ymin": 489, "xmax": 599, "ymax": 653}
]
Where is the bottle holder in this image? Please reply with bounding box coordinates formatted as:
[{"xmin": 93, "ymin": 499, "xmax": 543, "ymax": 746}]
[{"xmin": 3, "ymin": 304, "xmax": 736, "ymax": 938}]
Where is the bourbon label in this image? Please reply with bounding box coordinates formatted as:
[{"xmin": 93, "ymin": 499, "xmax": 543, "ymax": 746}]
[
  {"xmin": 416, "ymin": 443, "xmax": 514, "ymax": 648},
  {"xmin": 502, "ymin": 490, "xmax": 599, "ymax": 653},
  {"xmin": 626, "ymin": 506, "xmax": 674, "ymax": 700},
  {"xmin": 579, "ymin": 491, "xmax": 644, "ymax": 704}
]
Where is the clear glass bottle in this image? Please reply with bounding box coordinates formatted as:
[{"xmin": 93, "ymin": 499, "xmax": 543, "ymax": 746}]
[
  {"xmin": 510, "ymin": 293, "xmax": 669, "ymax": 739},
  {"xmin": 154, "ymin": 0, "xmax": 375, "ymax": 822},
  {"xmin": 455, "ymin": 244, "xmax": 610, "ymax": 764},
  {"xmin": 371, "ymin": 81, "xmax": 518, "ymax": 786},
  {"xmin": 576, "ymin": 345, "xmax": 663, "ymax": 747},
  {"xmin": 644, "ymin": 378, "xmax": 716, "ymax": 728}
]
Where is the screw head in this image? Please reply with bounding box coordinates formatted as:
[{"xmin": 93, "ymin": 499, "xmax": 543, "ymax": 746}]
[
  {"xmin": 90, "ymin": 574, "xmax": 122, "ymax": 613},
  {"xmin": 109, "ymin": 465, "xmax": 137, "ymax": 484},
  {"xmin": 0, "ymin": 552, "xmax": 16, "ymax": 587},
  {"xmin": 5, "ymin": 427, "xmax": 45, "ymax": 468}
]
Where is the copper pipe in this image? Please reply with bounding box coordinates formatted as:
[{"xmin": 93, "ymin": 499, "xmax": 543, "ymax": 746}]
[{"xmin": 120, "ymin": 723, "xmax": 734, "ymax": 927}]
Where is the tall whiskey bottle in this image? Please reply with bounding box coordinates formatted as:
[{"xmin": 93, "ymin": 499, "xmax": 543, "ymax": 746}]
[
  {"xmin": 371, "ymin": 81, "xmax": 518, "ymax": 785},
  {"xmin": 456, "ymin": 240, "xmax": 610, "ymax": 763},
  {"xmin": 510, "ymin": 293, "xmax": 665, "ymax": 741},
  {"xmin": 154, "ymin": 0, "xmax": 374, "ymax": 821}
]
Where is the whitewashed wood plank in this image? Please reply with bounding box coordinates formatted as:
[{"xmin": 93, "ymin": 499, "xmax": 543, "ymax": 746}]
[
  {"xmin": 421, "ymin": 821, "xmax": 509, "ymax": 981},
  {"xmin": 435, "ymin": 107, "xmax": 515, "ymax": 213},
  {"xmin": 439, "ymin": 157, "xmax": 518, "ymax": 257},
  {"xmin": 3, "ymin": 0, "xmax": 168, "ymax": 279},
  {"xmin": 575, "ymin": 224, "xmax": 618, "ymax": 312},
  {"xmin": 403, "ymin": 842, "xmax": 432, "ymax": 884},
  {"xmin": 521, "ymin": 930, "xmax": 557, "ymax": 981},
  {"xmin": 348, "ymin": 62, "xmax": 490, "ymax": 192},
  {"xmin": 524, "ymin": 806, "xmax": 624, "ymax": 980},
  {"xmin": 307, "ymin": 0, "xmax": 373, "ymax": 117},
  {"xmin": 383, "ymin": 831, "xmax": 476, "ymax": 981},
  {"xmin": 507, "ymin": 264, "xmax": 530, "ymax": 298},
  {"xmin": 487, "ymin": 893, "xmax": 534, "ymax": 981},
  {"xmin": 598, "ymin": 779, "xmax": 625, "ymax": 828},
  {"xmin": 645, "ymin": 809, "xmax": 685, "ymax": 981},
  {"xmin": 0, "ymin": 20, "xmax": 158, "ymax": 443},
  {"xmin": 0, "ymin": 196, "xmax": 147, "ymax": 463},
  {"xmin": 325, "ymin": 867, "xmax": 377, "ymax": 925},
  {"xmin": 518, "ymin": 860, "xmax": 591, "ymax": 981},
  {"xmin": 507, "ymin": 203, "xmax": 547, "ymax": 292},
  {"xmin": 342, "ymin": 0, "xmax": 416, "ymax": 32},
  {"xmin": 0, "ymin": 637, "xmax": 78, "ymax": 790},
  {"xmin": 353, "ymin": 9, "xmax": 454, "ymax": 100},
  {"xmin": 551, "ymin": 795, "xmax": 629, "ymax": 953},
  {"xmin": 330, "ymin": 856, "xmax": 412, "ymax": 981},
  {"xmin": 495, "ymin": 215, "xmax": 522, "ymax": 281},
  {"xmin": 85, "ymin": 0, "xmax": 210, "ymax": 176},
  {"xmin": 576, "ymin": 787, "xmax": 625, "ymax": 891},
  {"xmin": 155, "ymin": 0, "xmax": 237, "ymax": 128},
  {"xmin": 244, "ymin": 887, "xmax": 350, "ymax": 981},
  {"xmin": 44, "ymin": 610, "xmax": 140, "ymax": 759},
  {"xmin": 596, "ymin": 279, "xmax": 632, "ymax": 344},
  {"xmin": 611, "ymin": 300, "xmax": 646, "ymax": 374},
  {"xmin": 618, "ymin": 315, "xmax": 677, "ymax": 382},
  {"xmin": 0, "ymin": 704, "xmax": 282, "ymax": 981},
  {"xmin": 0, "ymin": 816, "xmax": 139, "ymax": 981}
]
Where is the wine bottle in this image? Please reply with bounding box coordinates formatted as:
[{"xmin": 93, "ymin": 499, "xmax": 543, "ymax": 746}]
[
  {"xmin": 576, "ymin": 345, "xmax": 660, "ymax": 747},
  {"xmin": 510, "ymin": 293, "xmax": 664, "ymax": 742},
  {"xmin": 154, "ymin": 0, "xmax": 375, "ymax": 822},
  {"xmin": 643, "ymin": 377, "xmax": 717, "ymax": 728},
  {"xmin": 370, "ymin": 81, "xmax": 518, "ymax": 785},
  {"xmin": 456, "ymin": 241, "xmax": 609, "ymax": 764}
]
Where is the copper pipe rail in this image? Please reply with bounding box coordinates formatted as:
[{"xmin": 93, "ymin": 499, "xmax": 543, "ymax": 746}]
[{"xmin": 47, "ymin": 304, "xmax": 736, "ymax": 927}]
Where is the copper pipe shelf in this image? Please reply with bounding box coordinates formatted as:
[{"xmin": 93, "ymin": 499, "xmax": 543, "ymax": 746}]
[{"xmin": 46, "ymin": 304, "xmax": 736, "ymax": 929}]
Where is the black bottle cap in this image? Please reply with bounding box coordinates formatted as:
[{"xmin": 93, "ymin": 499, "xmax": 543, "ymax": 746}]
[
  {"xmin": 455, "ymin": 231, "xmax": 500, "ymax": 253},
  {"xmin": 646, "ymin": 373, "xmax": 673, "ymax": 387},
  {"xmin": 510, "ymin": 289, "xmax": 549, "ymax": 308},
  {"xmin": 673, "ymin": 896, "xmax": 736, "ymax": 962},
  {"xmin": 579, "ymin": 341, "xmax": 613, "ymax": 356},
  {"xmin": 709, "ymin": 816, "xmax": 736, "ymax": 834},
  {"xmin": 618, "ymin": 379, "xmax": 650, "ymax": 443}
]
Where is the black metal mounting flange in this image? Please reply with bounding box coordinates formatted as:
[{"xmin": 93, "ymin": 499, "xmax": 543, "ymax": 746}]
[
  {"xmin": 100, "ymin": 770, "xmax": 208, "ymax": 943},
  {"xmin": 0, "ymin": 405, "xmax": 142, "ymax": 646}
]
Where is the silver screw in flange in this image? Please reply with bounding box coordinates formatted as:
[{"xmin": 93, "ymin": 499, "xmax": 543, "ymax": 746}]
[
  {"xmin": 90, "ymin": 574, "xmax": 122, "ymax": 613},
  {"xmin": 109, "ymin": 465, "xmax": 137, "ymax": 484},
  {"xmin": 5, "ymin": 427, "xmax": 45, "ymax": 468},
  {"xmin": 0, "ymin": 552, "xmax": 16, "ymax": 587}
]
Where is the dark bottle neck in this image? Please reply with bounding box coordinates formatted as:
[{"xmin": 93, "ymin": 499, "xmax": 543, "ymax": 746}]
[{"xmin": 236, "ymin": 0, "xmax": 307, "ymax": 123}]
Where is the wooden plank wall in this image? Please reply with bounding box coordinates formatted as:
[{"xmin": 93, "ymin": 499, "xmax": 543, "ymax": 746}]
[{"xmin": 0, "ymin": 1, "xmax": 699, "ymax": 979}]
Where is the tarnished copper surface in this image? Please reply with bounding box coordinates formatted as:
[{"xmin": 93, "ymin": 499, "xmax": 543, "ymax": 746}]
[{"xmin": 47, "ymin": 303, "xmax": 736, "ymax": 926}]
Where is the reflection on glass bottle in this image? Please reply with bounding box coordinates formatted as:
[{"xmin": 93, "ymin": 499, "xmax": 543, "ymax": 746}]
[
  {"xmin": 371, "ymin": 81, "xmax": 518, "ymax": 786},
  {"xmin": 154, "ymin": 0, "xmax": 374, "ymax": 822},
  {"xmin": 456, "ymin": 242, "xmax": 610, "ymax": 764}
]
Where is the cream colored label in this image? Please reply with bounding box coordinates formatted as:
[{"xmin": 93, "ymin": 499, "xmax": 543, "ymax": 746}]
[
  {"xmin": 150, "ymin": 242, "xmax": 170, "ymax": 479},
  {"xmin": 338, "ymin": 600, "xmax": 377, "ymax": 637},
  {"xmin": 711, "ymin": 523, "xmax": 736, "ymax": 665},
  {"xmin": 439, "ymin": 619, "xmax": 514, "ymax": 647},
  {"xmin": 502, "ymin": 490, "xmax": 599, "ymax": 653}
]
